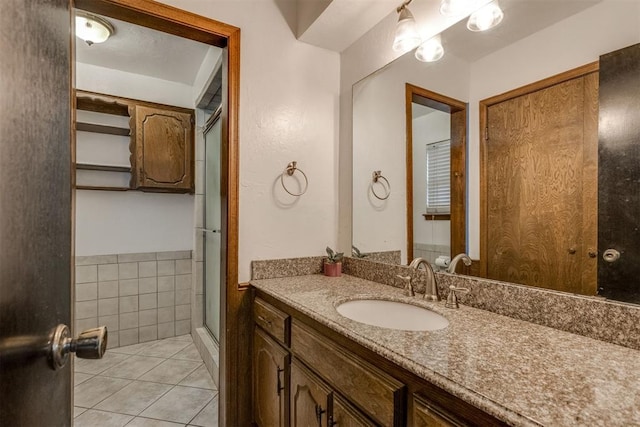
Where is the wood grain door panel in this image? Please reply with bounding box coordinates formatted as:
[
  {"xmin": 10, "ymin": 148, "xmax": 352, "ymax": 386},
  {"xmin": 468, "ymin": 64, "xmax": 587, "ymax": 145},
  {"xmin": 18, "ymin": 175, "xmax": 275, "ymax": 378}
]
[
  {"xmin": 253, "ymin": 328, "xmax": 289, "ymax": 427},
  {"xmin": 290, "ymin": 359, "xmax": 331, "ymax": 427}
]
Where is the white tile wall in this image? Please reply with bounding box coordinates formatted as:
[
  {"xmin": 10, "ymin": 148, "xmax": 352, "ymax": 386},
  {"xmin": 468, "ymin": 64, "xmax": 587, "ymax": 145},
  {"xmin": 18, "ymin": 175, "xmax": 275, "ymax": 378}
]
[{"xmin": 75, "ymin": 250, "xmax": 192, "ymax": 349}]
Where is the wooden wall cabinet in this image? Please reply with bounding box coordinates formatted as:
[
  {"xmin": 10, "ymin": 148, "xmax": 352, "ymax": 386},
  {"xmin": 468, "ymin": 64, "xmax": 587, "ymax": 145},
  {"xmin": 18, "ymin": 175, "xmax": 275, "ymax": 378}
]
[{"xmin": 130, "ymin": 104, "xmax": 194, "ymax": 192}]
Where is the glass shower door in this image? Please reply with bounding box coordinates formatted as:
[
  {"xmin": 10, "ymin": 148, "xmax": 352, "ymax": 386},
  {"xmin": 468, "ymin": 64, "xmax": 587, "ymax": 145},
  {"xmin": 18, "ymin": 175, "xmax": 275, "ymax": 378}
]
[{"xmin": 203, "ymin": 115, "xmax": 221, "ymax": 342}]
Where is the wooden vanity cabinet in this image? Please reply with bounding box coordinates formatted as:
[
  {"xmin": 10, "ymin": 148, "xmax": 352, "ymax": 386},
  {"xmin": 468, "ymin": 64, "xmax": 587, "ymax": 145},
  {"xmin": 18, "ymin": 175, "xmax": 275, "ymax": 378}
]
[
  {"xmin": 251, "ymin": 292, "xmax": 507, "ymax": 427},
  {"xmin": 130, "ymin": 104, "xmax": 194, "ymax": 192}
]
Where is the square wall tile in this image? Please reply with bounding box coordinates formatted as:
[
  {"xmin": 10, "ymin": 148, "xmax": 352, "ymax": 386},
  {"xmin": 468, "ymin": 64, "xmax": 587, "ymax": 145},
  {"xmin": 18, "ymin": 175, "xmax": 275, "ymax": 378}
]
[
  {"xmin": 120, "ymin": 296, "xmax": 138, "ymax": 313},
  {"xmin": 175, "ymin": 290, "xmax": 190, "ymax": 306},
  {"xmin": 120, "ymin": 312, "xmax": 139, "ymax": 330},
  {"xmin": 156, "ymin": 250, "xmax": 191, "ymax": 261},
  {"xmin": 139, "ymin": 293, "xmax": 157, "ymax": 311},
  {"xmin": 158, "ymin": 291, "xmax": 175, "ymax": 308},
  {"xmin": 119, "ymin": 328, "xmax": 139, "ymax": 347},
  {"xmin": 175, "ymin": 320, "xmax": 190, "ymax": 336},
  {"xmin": 139, "ymin": 309, "xmax": 158, "ymax": 327},
  {"xmin": 98, "ymin": 298, "xmax": 119, "ymax": 316},
  {"xmin": 195, "ymin": 262, "xmax": 203, "ymax": 295},
  {"xmin": 119, "ymin": 263, "xmax": 138, "ymax": 280},
  {"xmin": 158, "ymin": 307, "xmax": 174, "ymax": 323},
  {"xmin": 76, "ymin": 283, "xmax": 97, "ymax": 301},
  {"xmin": 76, "ymin": 255, "xmax": 117, "ymax": 265},
  {"xmin": 158, "ymin": 322, "xmax": 175, "ymax": 339},
  {"xmin": 119, "ymin": 279, "xmax": 139, "ymax": 297},
  {"xmin": 158, "ymin": 276, "xmax": 175, "ymax": 292},
  {"xmin": 75, "ymin": 317, "xmax": 97, "ymax": 333},
  {"xmin": 176, "ymin": 304, "xmax": 190, "ymax": 321},
  {"xmin": 158, "ymin": 261, "xmax": 175, "ymax": 276},
  {"xmin": 175, "ymin": 259, "xmax": 191, "ymax": 275},
  {"xmin": 175, "ymin": 274, "xmax": 191, "ymax": 290},
  {"xmin": 99, "ymin": 314, "xmax": 119, "ymax": 332},
  {"xmin": 118, "ymin": 252, "xmax": 156, "ymax": 263},
  {"xmin": 76, "ymin": 265, "xmax": 97, "ymax": 284},
  {"xmin": 139, "ymin": 277, "xmax": 157, "ymax": 294},
  {"xmin": 76, "ymin": 300, "xmax": 98, "ymax": 319},
  {"xmin": 98, "ymin": 281, "xmax": 119, "ymax": 299},
  {"xmin": 106, "ymin": 331, "xmax": 119, "ymax": 349},
  {"xmin": 139, "ymin": 261, "xmax": 157, "ymax": 278},
  {"xmin": 98, "ymin": 264, "xmax": 118, "ymax": 282},
  {"xmin": 139, "ymin": 326, "xmax": 158, "ymax": 343}
]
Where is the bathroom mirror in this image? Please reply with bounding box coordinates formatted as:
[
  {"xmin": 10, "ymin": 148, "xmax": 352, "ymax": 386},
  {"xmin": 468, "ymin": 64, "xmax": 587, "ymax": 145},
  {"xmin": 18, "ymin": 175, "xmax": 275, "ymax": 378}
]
[{"xmin": 352, "ymin": 0, "xmax": 640, "ymax": 303}]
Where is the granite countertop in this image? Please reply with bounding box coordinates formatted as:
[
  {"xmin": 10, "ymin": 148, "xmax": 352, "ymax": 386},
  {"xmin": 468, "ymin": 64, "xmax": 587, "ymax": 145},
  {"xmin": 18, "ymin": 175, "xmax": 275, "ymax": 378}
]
[{"xmin": 251, "ymin": 274, "xmax": 640, "ymax": 427}]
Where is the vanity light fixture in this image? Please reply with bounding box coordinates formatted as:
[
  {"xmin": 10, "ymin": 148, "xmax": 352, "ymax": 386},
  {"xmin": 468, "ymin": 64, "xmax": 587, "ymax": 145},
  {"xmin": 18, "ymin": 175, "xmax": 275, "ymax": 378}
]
[
  {"xmin": 75, "ymin": 11, "xmax": 114, "ymax": 46},
  {"xmin": 439, "ymin": 0, "xmax": 478, "ymax": 17},
  {"xmin": 393, "ymin": 0, "xmax": 422, "ymax": 53},
  {"xmin": 415, "ymin": 34, "xmax": 444, "ymax": 62},
  {"xmin": 467, "ymin": 0, "xmax": 504, "ymax": 31}
]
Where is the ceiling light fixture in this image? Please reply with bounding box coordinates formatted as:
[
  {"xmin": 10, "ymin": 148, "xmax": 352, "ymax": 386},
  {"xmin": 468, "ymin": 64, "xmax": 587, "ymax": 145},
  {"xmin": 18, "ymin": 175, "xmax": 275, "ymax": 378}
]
[
  {"xmin": 467, "ymin": 0, "xmax": 504, "ymax": 31},
  {"xmin": 439, "ymin": 0, "xmax": 478, "ymax": 17},
  {"xmin": 415, "ymin": 34, "xmax": 444, "ymax": 62},
  {"xmin": 392, "ymin": 0, "xmax": 422, "ymax": 53},
  {"xmin": 75, "ymin": 11, "xmax": 114, "ymax": 46}
]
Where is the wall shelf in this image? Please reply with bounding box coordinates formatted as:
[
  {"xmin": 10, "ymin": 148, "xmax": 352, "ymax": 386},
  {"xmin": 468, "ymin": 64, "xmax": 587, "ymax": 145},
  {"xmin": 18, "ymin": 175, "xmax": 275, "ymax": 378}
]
[
  {"xmin": 75, "ymin": 185, "xmax": 130, "ymax": 191},
  {"xmin": 76, "ymin": 163, "xmax": 131, "ymax": 173},
  {"xmin": 76, "ymin": 122, "xmax": 130, "ymax": 136}
]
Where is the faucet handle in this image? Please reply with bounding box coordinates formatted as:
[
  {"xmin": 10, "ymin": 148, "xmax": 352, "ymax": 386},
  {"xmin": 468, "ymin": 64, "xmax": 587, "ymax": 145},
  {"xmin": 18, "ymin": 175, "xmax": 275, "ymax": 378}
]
[
  {"xmin": 396, "ymin": 275, "xmax": 414, "ymax": 297},
  {"xmin": 445, "ymin": 285, "xmax": 469, "ymax": 309}
]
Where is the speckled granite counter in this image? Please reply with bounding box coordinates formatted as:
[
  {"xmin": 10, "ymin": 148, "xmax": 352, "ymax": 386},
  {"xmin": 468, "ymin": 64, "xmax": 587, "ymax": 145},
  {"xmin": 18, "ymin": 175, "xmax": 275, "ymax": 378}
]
[{"xmin": 251, "ymin": 274, "xmax": 640, "ymax": 427}]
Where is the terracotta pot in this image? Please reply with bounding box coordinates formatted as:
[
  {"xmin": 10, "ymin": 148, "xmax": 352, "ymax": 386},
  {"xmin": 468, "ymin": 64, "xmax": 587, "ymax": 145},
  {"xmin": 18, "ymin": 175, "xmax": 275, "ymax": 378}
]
[{"xmin": 324, "ymin": 261, "xmax": 342, "ymax": 277}]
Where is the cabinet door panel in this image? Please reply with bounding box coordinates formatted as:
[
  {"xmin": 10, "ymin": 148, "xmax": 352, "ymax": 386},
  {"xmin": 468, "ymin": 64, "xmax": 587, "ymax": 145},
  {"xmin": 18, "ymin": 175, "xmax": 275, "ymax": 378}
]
[
  {"xmin": 413, "ymin": 394, "xmax": 460, "ymax": 427},
  {"xmin": 253, "ymin": 328, "xmax": 289, "ymax": 427},
  {"xmin": 331, "ymin": 394, "xmax": 378, "ymax": 427},
  {"xmin": 131, "ymin": 104, "xmax": 194, "ymax": 191},
  {"xmin": 291, "ymin": 359, "xmax": 331, "ymax": 427}
]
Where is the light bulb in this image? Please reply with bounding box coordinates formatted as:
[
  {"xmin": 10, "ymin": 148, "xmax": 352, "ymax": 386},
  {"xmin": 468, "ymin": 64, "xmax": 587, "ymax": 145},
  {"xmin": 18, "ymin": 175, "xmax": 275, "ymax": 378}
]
[
  {"xmin": 467, "ymin": 0, "xmax": 504, "ymax": 32},
  {"xmin": 440, "ymin": 0, "xmax": 478, "ymax": 17},
  {"xmin": 75, "ymin": 12, "xmax": 113, "ymax": 46},
  {"xmin": 393, "ymin": 6, "xmax": 422, "ymax": 53},
  {"xmin": 415, "ymin": 34, "xmax": 444, "ymax": 62}
]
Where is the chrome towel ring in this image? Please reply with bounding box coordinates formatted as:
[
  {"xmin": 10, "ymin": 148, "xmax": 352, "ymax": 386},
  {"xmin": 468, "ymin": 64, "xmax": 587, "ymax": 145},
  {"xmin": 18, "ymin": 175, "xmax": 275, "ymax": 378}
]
[
  {"xmin": 281, "ymin": 161, "xmax": 308, "ymax": 196},
  {"xmin": 371, "ymin": 170, "xmax": 390, "ymax": 200}
]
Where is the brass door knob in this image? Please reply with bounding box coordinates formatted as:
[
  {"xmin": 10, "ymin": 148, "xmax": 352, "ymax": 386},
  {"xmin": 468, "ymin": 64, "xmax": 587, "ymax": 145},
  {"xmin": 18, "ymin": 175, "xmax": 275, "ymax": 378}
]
[{"xmin": 49, "ymin": 325, "xmax": 107, "ymax": 370}]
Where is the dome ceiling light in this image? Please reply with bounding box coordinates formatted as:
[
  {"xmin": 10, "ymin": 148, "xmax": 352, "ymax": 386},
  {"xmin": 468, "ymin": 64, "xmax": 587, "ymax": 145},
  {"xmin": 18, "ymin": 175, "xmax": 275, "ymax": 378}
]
[
  {"xmin": 75, "ymin": 11, "xmax": 114, "ymax": 46},
  {"xmin": 392, "ymin": 0, "xmax": 422, "ymax": 53},
  {"xmin": 467, "ymin": 0, "xmax": 504, "ymax": 31},
  {"xmin": 415, "ymin": 34, "xmax": 444, "ymax": 62}
]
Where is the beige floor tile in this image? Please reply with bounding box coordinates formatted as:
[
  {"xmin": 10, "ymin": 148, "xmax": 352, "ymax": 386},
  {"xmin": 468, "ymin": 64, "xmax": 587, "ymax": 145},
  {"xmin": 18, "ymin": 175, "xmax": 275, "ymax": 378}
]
[
  {"xmin": 74, "ymin": 375, "xmax": 132, "ymax": 408},
  {"xmin": 74, "ymin": 409, "xmax": 133, "ymax": 427},
  {"xmin": 101, "ymin": 355, "xmax": 166, "ymax": 379},
  {"xmin": 74, "ymin": 372, "xmax": 94, "ymax": 386},
  {"xmin": 110, "ymin": 340, "xmax": 157, "ymax": 355},
  {"xmin": 139, "ymin": 359, "xmax": 201, "ymax": 385},
  {"xmin": 171, "ymin": 344, "xmax": 202, "ymax": 362},
  {"xmin": 74, "ymin": 407, "xmax": 88, "ymax": 418},
  {"xmin": 75, "ymin": 352, "xmax": 131, "ymax": 375},
  {"xmin": 139, "ymin": 339, "xmax": 190, "ymax": 358},
  {"xmin": 95, "ymin": 380, "xmax": 172, "ymax": 415},
  {"xmin": 188, "ymin": 394, "xmax": 218, "ymax": 427},
  {"xmin": 127, "ymin": 417, "xmax": 185, "ymax": 427},
  {"xmin": 169, "ymin": 334, "xmax": 193, "ymax": 342},
  {"xmin": 140, "ymin": 386, "xmax": 215, "ymax": 424},
  {"xmin": 178, "ymin": 366, "xmax": 215, "ymax": 390}
]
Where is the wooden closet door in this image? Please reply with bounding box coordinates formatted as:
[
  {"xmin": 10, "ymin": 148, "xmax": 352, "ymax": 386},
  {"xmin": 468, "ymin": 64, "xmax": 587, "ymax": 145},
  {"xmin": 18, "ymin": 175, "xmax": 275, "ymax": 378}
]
[{"xmin": 485, "ymin": 73, "xmax": 598, "ymax": 295}]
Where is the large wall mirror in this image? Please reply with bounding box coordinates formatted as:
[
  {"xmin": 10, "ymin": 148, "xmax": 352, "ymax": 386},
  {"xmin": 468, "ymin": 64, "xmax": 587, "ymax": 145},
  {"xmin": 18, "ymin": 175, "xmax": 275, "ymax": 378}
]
[{"xmin": 352, "ymin": 0, "xmax": 640, "ymax": 304}]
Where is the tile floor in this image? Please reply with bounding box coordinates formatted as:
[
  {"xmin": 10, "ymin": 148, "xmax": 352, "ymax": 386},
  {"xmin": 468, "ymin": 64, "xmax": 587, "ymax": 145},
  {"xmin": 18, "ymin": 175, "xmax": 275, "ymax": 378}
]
[{"xmin": 74, "ymin": 335, "xmax": 218, "ymax": 427}]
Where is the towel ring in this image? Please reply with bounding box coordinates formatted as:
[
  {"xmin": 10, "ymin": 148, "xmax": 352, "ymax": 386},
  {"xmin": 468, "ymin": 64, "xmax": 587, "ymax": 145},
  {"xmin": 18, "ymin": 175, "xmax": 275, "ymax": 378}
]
[
  {"xmin": 371, "ymin": 170, "xmax": 390, "ymax": 200},
  {"xmin": 281, "ymin": 161, "xmax": 308, "ymax": 196}
]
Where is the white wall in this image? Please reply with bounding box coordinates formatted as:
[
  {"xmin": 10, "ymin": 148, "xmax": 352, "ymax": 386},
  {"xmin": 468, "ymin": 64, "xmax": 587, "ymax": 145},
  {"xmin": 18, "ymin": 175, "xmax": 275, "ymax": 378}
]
[
  {"xmin": 157, "ymin": 0, "xmax": 341, "ymax": 282},
  {"xmin": 75, "ymin": 62, "xmax": 195, "ymax": 255},
  {"xmin": 352, "ymin": 49, "xmax": 469, "ymax": 263},
  {"xmin": 412, "ymin": 111, "xmax": 450, "ymax": 247}
]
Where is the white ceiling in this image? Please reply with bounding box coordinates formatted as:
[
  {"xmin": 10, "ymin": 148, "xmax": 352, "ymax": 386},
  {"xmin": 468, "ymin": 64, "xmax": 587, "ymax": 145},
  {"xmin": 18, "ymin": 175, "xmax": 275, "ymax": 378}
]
[{"xmin": 75, "ymin": 12, "xmax": 214, "ymax": 85}]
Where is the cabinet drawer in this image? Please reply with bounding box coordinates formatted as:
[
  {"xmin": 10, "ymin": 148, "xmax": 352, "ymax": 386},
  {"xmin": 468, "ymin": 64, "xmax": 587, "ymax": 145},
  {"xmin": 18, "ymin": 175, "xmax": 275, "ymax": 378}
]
[
  {"xmin": 291, "ymin": 321, "xmax": 405, "ymax": 427},
  {"xmin": 254, "ymin": 298, "xmax": 290, "ymax": 345}
]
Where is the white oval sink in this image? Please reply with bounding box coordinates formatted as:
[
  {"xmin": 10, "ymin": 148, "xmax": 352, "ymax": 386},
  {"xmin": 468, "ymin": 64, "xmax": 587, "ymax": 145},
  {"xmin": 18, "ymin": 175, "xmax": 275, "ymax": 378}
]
[{"xmin": 335, "ymin": 299, "xmax": 449, "ymax": 331}]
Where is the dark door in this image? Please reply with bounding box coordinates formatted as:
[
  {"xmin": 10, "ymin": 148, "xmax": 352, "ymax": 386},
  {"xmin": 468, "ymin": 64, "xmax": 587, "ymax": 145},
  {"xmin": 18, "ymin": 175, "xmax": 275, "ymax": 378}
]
[
  {"xmin": 0, "ymin": 0, "xmax": 73, "ymax": 424},
  {"xmin": 598, "ymin": 43, "xmax": 640, "ymax": 303}
]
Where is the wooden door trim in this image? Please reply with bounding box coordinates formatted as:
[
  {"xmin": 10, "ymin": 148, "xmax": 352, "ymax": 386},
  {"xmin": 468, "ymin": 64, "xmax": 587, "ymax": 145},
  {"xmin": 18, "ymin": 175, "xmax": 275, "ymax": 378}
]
[
  {"xmin": 478, "ymin": 61, "xmax": 599, "ymax": 277},
  {"xmin": 405, "ymin": 84, "xmax": 467, "ymax": 262},
  {"xmin": 72, "ymin": 1, "xmax": 243, "ymax": 425}
]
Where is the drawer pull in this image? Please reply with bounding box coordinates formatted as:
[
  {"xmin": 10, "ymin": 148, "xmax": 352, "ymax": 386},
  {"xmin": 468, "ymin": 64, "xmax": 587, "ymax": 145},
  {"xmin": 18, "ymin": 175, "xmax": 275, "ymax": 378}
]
[
  {"xmin": 257, "ymin": 315, "xmax": 272, "ymax": 326},
  {"xmin": 328, "ymin": 415, "xmax": 337, "ymax": 426},
  {"xmin": 276, "ymin": 367, "xmax": 284, "ymax": 395},
  {"xmin": 315, "ymin": 405, "xmax": 326, "ymax": 425}
]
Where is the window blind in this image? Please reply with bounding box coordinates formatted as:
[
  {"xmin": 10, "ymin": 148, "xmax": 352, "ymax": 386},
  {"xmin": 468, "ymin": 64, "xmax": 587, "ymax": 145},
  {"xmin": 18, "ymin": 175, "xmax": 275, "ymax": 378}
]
[{"xmin": 425, "ymin": 139, "xmax": 450, "ymax": 214}]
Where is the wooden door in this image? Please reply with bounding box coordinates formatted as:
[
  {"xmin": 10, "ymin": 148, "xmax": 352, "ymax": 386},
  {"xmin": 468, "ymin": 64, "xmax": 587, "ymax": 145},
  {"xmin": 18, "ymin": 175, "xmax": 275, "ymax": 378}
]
[
  {"xmin": 485, "ymin": 72, "xmax": 598, "ymax": 295},
  {"xmin": 0, "ymin": 0, "xmax": 73, "ymax": 424},
  {"xmin": 331, "ymin": 394, "xmax": 377, "ymax": 427},
  {"xmin": 290, "ymin": 359, "xmax": 331, "ymax": 427},
  {"xmin": 253, "ymin": 328, "xmax": 289, "ymax": 427},
  {"xmin": 131, "ymin": 104, "xmax": 194, "ymax": 192}
]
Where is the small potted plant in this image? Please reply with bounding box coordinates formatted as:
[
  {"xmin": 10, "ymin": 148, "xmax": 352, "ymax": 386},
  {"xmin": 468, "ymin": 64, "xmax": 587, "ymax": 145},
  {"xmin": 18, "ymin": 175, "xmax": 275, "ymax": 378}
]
[{"xmin": 324, "ymin": 246, "xmax": 343, "ymax": 277}]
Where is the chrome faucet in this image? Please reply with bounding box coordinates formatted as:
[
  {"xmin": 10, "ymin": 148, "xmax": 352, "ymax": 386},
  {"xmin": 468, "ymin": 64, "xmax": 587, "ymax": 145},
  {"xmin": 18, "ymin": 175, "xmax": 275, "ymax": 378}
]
[
  {"xmin": 396, "ymin": 275, "xmax": 414, "ymax": 297},
  {"xmin": 409, "ymin": 257, "xmax": 439, "ymax": 301},
  {"xmin": 447, "ymin": 253, "xmax": 472, "ymax": 274}
]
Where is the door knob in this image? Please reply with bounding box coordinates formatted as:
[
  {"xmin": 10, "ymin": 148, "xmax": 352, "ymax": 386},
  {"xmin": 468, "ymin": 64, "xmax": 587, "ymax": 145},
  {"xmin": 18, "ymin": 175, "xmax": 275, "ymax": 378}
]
[
  {"xmin": 603, "ymin": 249, "xmax": 621, "ymax": 263},
  {"xmin": 49, "ymin": 325, "xmax": 107, "ymax": 370}
]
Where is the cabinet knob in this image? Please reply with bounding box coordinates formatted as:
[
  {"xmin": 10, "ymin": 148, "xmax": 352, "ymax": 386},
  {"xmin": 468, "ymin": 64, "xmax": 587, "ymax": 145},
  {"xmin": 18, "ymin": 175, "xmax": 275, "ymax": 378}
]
[{"xmin": 315, "ymin": 405, "xmax": 326, "ymax": 424}]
